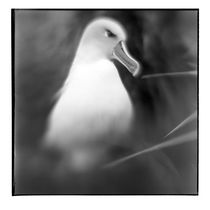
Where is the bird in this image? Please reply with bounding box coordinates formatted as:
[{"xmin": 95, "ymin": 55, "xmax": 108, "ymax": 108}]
[
  {"xmin": 15, "ymin": 11, "xmax": 197, "ymax": 194},
  {"xmin": 43, "ymin": 17, "xmax": 141, "ymax": 172}
]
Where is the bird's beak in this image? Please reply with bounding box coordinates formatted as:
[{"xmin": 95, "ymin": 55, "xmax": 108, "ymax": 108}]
[{"xmin": 112, "ymin": 41, "xmax": 141, "ymax": 77}]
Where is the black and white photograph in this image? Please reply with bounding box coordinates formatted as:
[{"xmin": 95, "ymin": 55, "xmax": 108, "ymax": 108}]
[{"xmin": 13, "ymin": 9, "xmax": 198, "ymax": 195}]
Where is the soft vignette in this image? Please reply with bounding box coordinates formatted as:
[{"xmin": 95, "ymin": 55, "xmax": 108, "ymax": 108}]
[{"xmin": 0, "ymin": 0, "xmax": 209, "ymax": 210}]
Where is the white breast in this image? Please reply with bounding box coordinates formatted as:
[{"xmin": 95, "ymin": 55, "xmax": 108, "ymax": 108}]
[{"xmin": 45, "ymin": 59, "xmax": 133, "ymax": 148}]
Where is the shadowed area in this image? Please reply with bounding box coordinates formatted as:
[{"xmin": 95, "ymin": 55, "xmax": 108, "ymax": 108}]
[{"xmin": 14, "ymin": 10, "xmax": 197, "ymax": 194}]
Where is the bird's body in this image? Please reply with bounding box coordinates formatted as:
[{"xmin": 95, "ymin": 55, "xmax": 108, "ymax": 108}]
[
  {"xmin": 44, "ymin": 18, "xmax": 140, "ymax": 171},
  {"xmin": 47, "ymin": 59, "xmax": 133, "ymax": 144},
  {"xmin": 45, "ymin": 59, "xmax": 133, "ymax": 169}
]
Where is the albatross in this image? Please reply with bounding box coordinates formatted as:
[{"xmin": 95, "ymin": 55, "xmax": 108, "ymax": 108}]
[{"xmin": 44, "ymin": 17, "xmax": 140, "ymax": 171}]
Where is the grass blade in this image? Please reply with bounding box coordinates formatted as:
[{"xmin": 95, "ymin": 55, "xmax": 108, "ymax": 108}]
[
  {"xmin": 141, "ymin": 70, "xmax": 197, "ymax": 79},
  {"xmin": 103, "ymin": 131, "xmax": 197, "ymax": 169},
  {"xmin": 165, "ymin": 111, "xmax": 197, "ymax": 138}
]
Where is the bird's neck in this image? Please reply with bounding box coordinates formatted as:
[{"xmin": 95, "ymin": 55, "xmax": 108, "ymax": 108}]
[{"xmin": 73, "ymin": 41, "xmax": 108, "ymax": 64}]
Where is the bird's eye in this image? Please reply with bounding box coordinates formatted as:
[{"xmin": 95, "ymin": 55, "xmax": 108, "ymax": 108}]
[{"xmin": 104, "ymin": 29, "xmax": 117, "ymax": 38}]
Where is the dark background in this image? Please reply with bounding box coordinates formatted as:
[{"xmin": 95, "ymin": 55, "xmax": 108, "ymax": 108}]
[{"xmin": 13, "ymin": 10, "xmax": 198, "ymax": 194}]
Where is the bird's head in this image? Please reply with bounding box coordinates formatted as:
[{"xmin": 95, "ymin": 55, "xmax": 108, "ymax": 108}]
[{"xmin": 78, "ymin": 17, "xmax": 141, "ymax": 77}]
